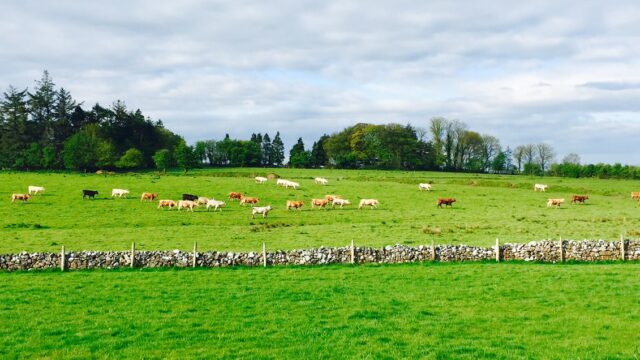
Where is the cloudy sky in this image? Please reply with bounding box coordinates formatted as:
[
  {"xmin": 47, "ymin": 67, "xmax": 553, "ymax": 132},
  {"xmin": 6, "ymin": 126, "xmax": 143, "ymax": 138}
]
[{"xmin": 2, "ymin": 0, "xmax": 639, "ymax": 164}]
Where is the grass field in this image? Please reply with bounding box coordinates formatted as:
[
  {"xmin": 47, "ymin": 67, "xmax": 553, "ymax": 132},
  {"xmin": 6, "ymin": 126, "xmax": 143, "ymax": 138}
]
[
  {"xmin": 1, "ymin": 263, "xmax": 639, "ymax": 359},
  {"xmin": 0, "ymin": 168, "xmax": 639, "ymax": 253}
]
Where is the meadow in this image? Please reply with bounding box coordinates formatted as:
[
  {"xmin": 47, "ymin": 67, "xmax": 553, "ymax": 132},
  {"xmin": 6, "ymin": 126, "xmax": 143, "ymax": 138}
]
[
  {"xmin": 0, "ymin": 168, "xmax": 638, "ymax": 254},
  {"xmin": 1, "ymin": 262, "xmax": 639, "ymax": 358}
]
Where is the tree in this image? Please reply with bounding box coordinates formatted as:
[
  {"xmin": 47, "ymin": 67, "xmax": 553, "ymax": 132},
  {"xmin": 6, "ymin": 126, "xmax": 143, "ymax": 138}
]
[
  {"xmin": 261, "ymin": 133, "xmax": 272, "ymax": 167},
  {"xmin": 271, "ymin": 131, "xmax": 285, "ymax": 167},
  {"xmin": 562, "ymin": 153, "xmax": 581, "ymax": 165},
  {"xmin": 491, "ymin": 151, "xmax": 507, "ymax": 173},
  {"xmin": 194, "ymin": 141, "xmax": 207, "ymax": 165},
  {"xmin": 0, "ymin": 86, "xmax": 30, "ymax": 168},
  {"xmin": 480, "ymin": 135, "xmax": 501, "ymax": 172},
  {"xmin": 310, "ymin": 134, "xmax": 329, "ymax": 168},
  {"xmin": 174, "ymin": 142, "xmax": 197, "ymax": 172},
  {"xmin": 289, "ymin": 151, "xmax": 311, "ymax": 168},
  {"xmin": 62, "ymin": 124, "xmax": 115, "ymax": 171},
  {"xmin": 116, "ymin": 148, "xmax": 145, "ymax": 169},
  {"xmin": 153, "ymin": 149, "xmax": 171, "ymax": 173},
  {"xmin": 536, "ymin": 143, "xmax": 555, "ymax": 172},
  {"xmin": 513, "ymin": 145, "xmax": 525, "ymax": 172},
  {"xmin": 429, "ymin": 117, "xmax": 447, "ymax": 168},
  {"xmin": 28, "ymin": 70, "xmax": 57, "ymax": 147},
  {"xmin": 289, "ymin": 137, "xmax": 305, "ymax": 159}
]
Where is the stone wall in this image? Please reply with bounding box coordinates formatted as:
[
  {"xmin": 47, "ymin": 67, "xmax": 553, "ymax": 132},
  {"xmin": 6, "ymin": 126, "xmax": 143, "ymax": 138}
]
[{"xmin": 0, "ymin": 240, "xmax": 638, "ymax": 272}]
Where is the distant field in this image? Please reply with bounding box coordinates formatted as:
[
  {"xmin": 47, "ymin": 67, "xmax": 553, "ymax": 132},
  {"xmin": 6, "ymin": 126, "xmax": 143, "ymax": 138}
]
[
  {"xmin": 1, "ymin": 263, "xmax": 639, "ymax": 358},
  {"xmin": 0, "ymin": 168, "xmax": 638, "ymax": 253}
]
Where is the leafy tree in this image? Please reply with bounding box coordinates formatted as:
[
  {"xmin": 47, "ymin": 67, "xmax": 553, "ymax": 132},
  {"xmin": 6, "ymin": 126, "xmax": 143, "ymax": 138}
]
[
  {"xmin": 194, "ymin": 141, "xmax": 207, "ymax": 165},
  {"xmin": 62, "ymin": 124, "xmax": 114, "ymax": 171},
  {"xmin": 290, "ymin": 151, "xmax": 311, "ymax": 168},
  {"xmin": 174, "ymin": 142, "xmax": 197, "ymax": 172},
  {"xmin": 153, "ymin": 149, "xmax": 171, "ymax": 173},
  {"xmin": 22, "ymin": 142, "xmax": 43, "ymax": 169},
  {"xmin": 491, "ymin": 151, "xmax": 507, "ymax": 173},
  {"xmin": 271, "ymin": 131, "xmax": 285, "ymax": 167},
  {"xmin": 116, "ymin": 148, "xmax": 145, "ymax": 169}
]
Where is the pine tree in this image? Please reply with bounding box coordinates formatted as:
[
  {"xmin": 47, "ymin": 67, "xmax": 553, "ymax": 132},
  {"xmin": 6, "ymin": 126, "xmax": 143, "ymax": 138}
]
[
  {"xmin": 310, "ymin": 134, "xmax": 329, "ymax": 168},
  {"xmin": 28, "ymin": 70, "xmax": 56, "ymax": 147},
  {"xmin": 0, "ymin": 86, "xmax": 30, "ymax": 168},
  {"xmin": 261, "ymin": 133, "xmax": 272, "ymax": 166},
  {"xmin": 271, "ymin": 131, "xmax": 285, "ymax": 167}
]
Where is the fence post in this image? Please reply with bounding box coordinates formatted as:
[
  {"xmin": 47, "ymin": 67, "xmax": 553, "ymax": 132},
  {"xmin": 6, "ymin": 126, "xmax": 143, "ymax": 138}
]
[
  {"xmin": 60, "ymin": 246, "xmax": 65, "ymax": 272},
  {"xmin": 193, "ymin": 241, "xmax": 198, "ymax": 268},
  {"xmin": 431, "ymin": 239, "xmax": 436, "ymax": 261},
  {"xmin": 131, "ymin": 242, "xmax": 135, "ymax": 268},
  {"xmin": 559, "ymin": 237, "xmax": 564, "ymax": 263},
  {"xmin": 620, "ymin": 234, "xmax": 626, "ymax": 261},
  {"xmin": 262, "ymin": 242, "xmax": 267, "ymax": 267},
  {"xmin": 351, "ymin": 239, "xmax": 355, "ymax": 264},
  {"xmin": 495, "ymin": 238, "xmax": 500, "ymax": 263}
]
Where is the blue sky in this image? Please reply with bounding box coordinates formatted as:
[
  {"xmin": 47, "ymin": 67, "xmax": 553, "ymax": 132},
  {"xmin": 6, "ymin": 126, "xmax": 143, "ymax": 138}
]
[{"xmin": 1, "ymin": 0, "xmax": 639, "ymax": 164}]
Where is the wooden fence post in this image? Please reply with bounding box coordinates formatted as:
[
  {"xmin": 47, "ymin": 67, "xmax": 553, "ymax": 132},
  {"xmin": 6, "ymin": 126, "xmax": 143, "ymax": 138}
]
[
  {"xmin": 431, "ymin": 239, "xmax": 436, "ymax": 261},
  {"xmin": 559, "ymin": 237, "xmax": 564, "ymax": 263},
  {"xmin": 351, "ymin": 239, "xmax": 355, "ymax": 264},
  {"xmin": 495, "ymin": 238, "xmax": 500, "ymax": 263},
  {"xmin": 262, "ymin": 242, "xmax": 267, "ymax": 267},
  {"xmin": 620, "ymin": 234, "xmax": 626, "ymax": 261},
  {"xmin": 60, "ymin": 246, "xmax": 65, "ymax": 272},
  {"xmin": 193, "ymin": 241, "xmax": 198, "ymax": 268},
  {"xmin": 131, "ymin": 242, "xmax": 135, "ymax": 268}
]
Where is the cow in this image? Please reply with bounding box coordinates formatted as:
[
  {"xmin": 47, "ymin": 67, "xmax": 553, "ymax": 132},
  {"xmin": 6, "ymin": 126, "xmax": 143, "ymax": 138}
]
[
  {"xmin": 547, "ymin": 198, "xmax": 565, "ymax": 208},
  {"xmin": 286, "ymin": 200, "xmax": 304, "ymax": 210},
  {"xmin": 534, "ymin": 184, "xmax": 548, "ymax": 192},
  {"xmin": 571, "ymin": 195, "xmax": 589, "ymax": 204},
  {"xmin": 11, "ymin": 193, "xmax": 31, "ymax": 203},
  {"xmin": 311, "ymin": 198, "xmax": 329, "ymax": 209},
  {"xmin": 324, "ymin": 194, "xmax": 342, "ymax": 202},
  {"xmin": 255, "ymin": 176, "xmax": 268, "ymax": 184},
  {"xmin": 197, "ymin": 197, "xmax": 210, "ymax": 205},
  {"xmin": 206, "ymin": 199, "xmax": 226, "ymax": 211},
  {"xmin": 631, "ymin": 192, "xmax": 640, "ymax": 200},
  {"xmin": 140, "ymin": 192, "xmax": 158, "ymax": 202},
  {"xmin": 252, "ymin": 205, "xmax": 273, "ymax": 219},
  {"xmin": 82, "ymin": 190, "xmax": 99, "ymax": 199},
  {"xmin": 228, "ymin": 192, "xmax": 244, "ymax": 201},
  {"xmin": 276, "ymin": 179, "xmax": 289, "ymax": 187},
  {"xmin": 332, "ymin": 198, "xmax": 351, "ymax": 208},
  {"xmin": 358, "ymin": 199, "xmax": 379, "ymax": 209},
  {"xmin": 418, "ymin": 183, "xmax": 432, "ymax": 191},
  {"xmin": 314, "ymin": 177, "xmax": 328, "ymax": 185},
  {"xmin": 178, "ymin": 200, "xmax": 198, "ymax": 212},
  {"xmin": 158, "ymin": 199, "xmax": 177, "ymax": 209},
  {"xmin": 240, "ymin": 196, "xmax": 259, "ymax": 206},
  {"xmin": 182, "ymin": 194, "xmax": 198, "ymax": 201},
  {"xmin": 112, "ymin": 189, "xmax": 129, "ymax": 198},
  {"xmin": 284, "ymin": 181, "xmax": 300, "ymax": 189},
  {"xmin": 437, "ymin": 198, "xmax": 456, "ymax": 208},
  {"xmin": 28, "ymin": 186, "xmax": 45, "ymax": 195}
]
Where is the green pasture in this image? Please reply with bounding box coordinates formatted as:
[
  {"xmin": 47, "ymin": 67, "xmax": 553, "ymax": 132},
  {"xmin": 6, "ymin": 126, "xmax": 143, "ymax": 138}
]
[
  {"xmin": 0, "ymin": 168, "xmax": 638, "ymax": 253},
  {"xmin": 1, "ymin": 263, "xmax": 639, "ymax": 359}
]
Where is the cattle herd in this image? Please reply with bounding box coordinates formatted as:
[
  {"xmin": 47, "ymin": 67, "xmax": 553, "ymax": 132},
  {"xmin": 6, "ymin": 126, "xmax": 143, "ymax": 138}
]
[{"xmin": 8, "ymin": 178, "xmax": 640, "ymax": 218}]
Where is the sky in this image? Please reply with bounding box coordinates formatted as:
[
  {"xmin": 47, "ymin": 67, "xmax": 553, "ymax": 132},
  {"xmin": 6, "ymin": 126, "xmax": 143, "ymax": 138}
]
[{"xmin": 1, "ymin": 0, "xmax": 639, "ymax": 164}]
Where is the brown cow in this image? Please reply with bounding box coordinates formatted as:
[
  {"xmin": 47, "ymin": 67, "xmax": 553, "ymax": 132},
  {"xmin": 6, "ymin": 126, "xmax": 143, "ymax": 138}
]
[
  {"xmin": 228, "ymin": 192, "xmax": 244, "ymax": 201},
  {"xmin": 158, "ymin": 199, "xmax": 177, "ymax": 209},
  {"xmin": 571, "ymin": 195, "xmax": 589, "ymax": 204},
  {"xmin": 239, "ymin": 196, "xmax": 259, "ymax": 206},
  {"xmin": 141, "ymin": 192, "xmax": 158, "ymax": 202},
  {"xmin": 286, "ymin": 200, "xmax": 304, "ymax": 210},
  {"xmin": 311, "ymin": 198, "xmax": 329, "ymax": 209},
  {"xmin": 631, "ymin": 192, "xmax": 640, "ymax": 200},
  {"xmin": 11, "ymin": 193, "xmax": 31, "ymax": 203},
  {"xmin": 437, "ymin": 198, "xmax": 456, "ymax": 208}
]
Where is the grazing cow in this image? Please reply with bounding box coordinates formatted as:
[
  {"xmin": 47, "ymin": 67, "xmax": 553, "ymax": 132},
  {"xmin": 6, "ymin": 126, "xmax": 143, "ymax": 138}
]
[
  {"xmin": 255, "ymin": 176, "xmax": 268, "ymax": 184},
  {"xmin": 534, "ymin": 184, "xmax": 548, "ymax": 192},
  {"xmin": 178, "ymin": 200, "xmax": 198, "ymax": 212},
  {"xmin": 82, "ymin": 190, "xmax": 99, "ymax": 199},
  {"xmin": 332, "ymin": 198, "xmax": 351, "ymax": 208},
  {"xmin": 418, "ymin": 183, "xmax": 432, "ymax": 191},
  {"xmin": 157, "ymin": 199, "xmax": 177, "ymax": 210},
  {"xmin": 252, "ymin": 205, "xmax": 273, "ymax": 219},
  {"xmin": 284, "ymin": 181, "xmax": 300, "ymax": 189},
  {"xmin": 112, "ymin": 189, "xmax": 129, "ymax": 198},
  {"xmin": 324, "ymin": 194, "xmax": 342, "ymax": 202},
  {"xmin": 286, "ymin": 200, "xmax": 304, "ymax": 210},
  {"xmin": 228, "ymin": 192, "xmax": 244, "ymax": 201},
  {"xmin": 140, "ymin": 192, "xmax": 158, "ymax": 202},
  {"xmin": 358, "ymin": 199, "xmax": 379, "ymax": 209},
  {"xmin": 311, "ymin": 198, "xmax": 329, "ymax": 209},
  {"xmin": 571, "ymin": 195, "xmax": 589, "ymax": 204},
  {"xmin": 437, "ymin": 198, "xmax": 456, "ymax": 208},
  {"xmin": 11, "ymin": 193, "xmax": 31, "ymax": 203},
  {"xmin": 197, "ymin": 197, "xmax": 210, "ymax": 205},
  {"xmin": 28, "ymin": 186, "xmax": 45, "ymax": 195},
  {"xmin": 182, "ymin": 194, "xmax": 198, "ymax": 201},
  {"xmin": 206, "ymin": 199, "xmax": 226, "ymax": 211},
  {"xmin": 547, "ymin": 198, "xmax": 565, "ymax": 208},
  {"xmin": 314, "ymin": 177, "xmax": 328, "ymax": 185},
  {"xmin": 240, "ymin": 196, "xmax": 259, "ymax": 206},
  {"xmin": 631, "ymin": 192, "xmax": 640, "ymax": 200},
  {"xmin": 276, "ymin": 179, "xmax": 288, "ymax": 187}
]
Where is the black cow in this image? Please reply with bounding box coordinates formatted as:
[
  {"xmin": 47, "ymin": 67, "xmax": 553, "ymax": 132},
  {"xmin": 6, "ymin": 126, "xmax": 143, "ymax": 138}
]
[
  {"xmin": 182, "ymin": 194, "xmax": 198, "ymax": 201},
  {"xmin": 83, "ymin": 190, "xmax": 99, "ymax": 199}
]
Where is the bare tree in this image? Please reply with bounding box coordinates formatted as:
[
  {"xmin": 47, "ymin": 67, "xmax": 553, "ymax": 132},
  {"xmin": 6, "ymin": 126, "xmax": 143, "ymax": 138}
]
[
  {"xmin": 513, "ymin": 145, "xmax": 525, "ymax": 172},
  {"xmin": 536, "ymin": 143, "xmax": 555, "ymax": 171},
  {"xmin": 522, "ymin": 144, "xmax": 537, "ymax": 166},
  {"xmin": 481, "ymin": 134, "xmax": 501, "ymax": 172},
  {"xmin": 562, "ymin": 153, "xmax": 580, "ymax": 165}
]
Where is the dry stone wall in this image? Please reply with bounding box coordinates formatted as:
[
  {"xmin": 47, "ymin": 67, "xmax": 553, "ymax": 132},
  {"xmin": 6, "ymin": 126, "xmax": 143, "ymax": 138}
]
[{"xmin": 0, "ymin": 240, "xmax": 638, "ymax": 272}]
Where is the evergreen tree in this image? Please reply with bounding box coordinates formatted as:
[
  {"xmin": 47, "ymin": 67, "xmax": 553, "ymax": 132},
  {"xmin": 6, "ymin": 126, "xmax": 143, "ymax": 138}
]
[
  {"xmin": 261, "ymin": 133, "xmax": 272, "ymax": 166},
  {"xmin": 0, "ymin": 86, "xmax": 30, "ymax": 168},
  {"xmin": 310, "ymin": 134, "xmax": 329, "ymax": 168},
  {"xmin": 28, "ymin": 70, "xmax": 57, "ymax": 147},
  {"xmin": 271, "ymin": 131, "xmax": 285, "ymax": 167}
]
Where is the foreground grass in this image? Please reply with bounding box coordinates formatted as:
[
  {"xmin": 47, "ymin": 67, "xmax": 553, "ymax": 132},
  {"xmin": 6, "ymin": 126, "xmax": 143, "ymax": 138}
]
[
  {"xmin": 0, "ymin": 263, "xmax": 639, "ymax": 359},
  {"xmin": 0, "ymin": 168, "xmax": 639, "ymax": 253}
]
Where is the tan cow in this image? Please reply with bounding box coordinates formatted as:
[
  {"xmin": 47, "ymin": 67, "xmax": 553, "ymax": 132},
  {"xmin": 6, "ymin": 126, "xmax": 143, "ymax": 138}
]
[
  {"xmin": 358, "ymin": 199, "xmax": 379, "ymax": 209},
  {"xmin": 332, "ymin": 198, "xmax": 351, "ymax": 208},
  {"xmin": 178, "ymin": 200, "xmax": 198, "ymax": 212},
  {"xmin": 547, "ymin": 198, "xmax": 565, "ymax": 208},
  {"xmin": 286, "ymin": 200, "xmax": 304, "ymax": 210},
  {"xmin": 324, "ymin": 194, "xmax": 342, "ymax": 202},
  {"xmin": 11, "ymin": 193, "xmax": 31, "ymax": 203},
  {"xmin": 141, "ymin": 192, "xmax": 158, "ymax": 201},
  {"xmin": 158, "ymin": 199, "xmax": 177, "ymax": 209},
  {"xmin": 631, "ymin": 192, "xmax": 640, "ymax": 200},
  {"xmin": 311, "ymin": 198, "xmax": 329, "ymax": 209},
  {"xmin": 240, "ymin": 196, "xmax": 259, "ymax": 206}
]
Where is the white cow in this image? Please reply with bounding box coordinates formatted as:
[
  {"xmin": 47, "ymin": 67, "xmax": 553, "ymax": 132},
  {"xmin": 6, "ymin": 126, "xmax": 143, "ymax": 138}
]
[
  {"xmin": 206, "ymin": 199, "xmax": 226, "ymax": 211},
  {"xmin": 314, "ymin": 177, "xmax": 328, "ymax": 185},
  {"xmin": 255, "ymin": 176, "xmax": 268, "ymax": 184},
  {"xmin": 534, "ymin": 184, "xmax": 548, "ymax": 192},
  {"xmin": 332, "ymin": 198, "xmax": 351, "ymax": 208},
  {"xmin": 358, "ymin": 199, "xmax": 379, "ymax": 209},
  {"xmin": 197, "ymin": 197, "xmax": 210, "ymax": 205},
  {"xmin": 282, "ymin": 180, "xmax": 299, "ymax": 189},
  {"xmin": 276, "ymin": 179, "xmax": 289, "ymax": 187},
  {"xmin": 252, "ymin": 205, "xmax": 272, "ymax": 218},
  {"xmin": 28, "ymin": 185, "xmax": 45, "ymax": 195},
  {"xmin": 111, "ymin": 189, "xmax": 130, "ymax": 198},
  {"xmin": 418, "ymin": 183, "xmax": 432, "ymax": 191}
]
